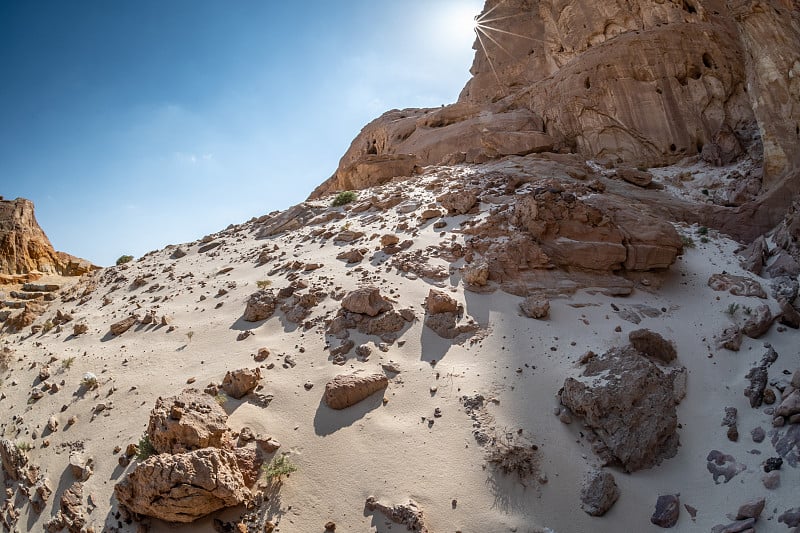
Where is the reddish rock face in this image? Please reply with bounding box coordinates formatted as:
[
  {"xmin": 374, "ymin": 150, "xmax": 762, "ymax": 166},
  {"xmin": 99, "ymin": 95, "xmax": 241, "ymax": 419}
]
[{"xmin": 0, "ymin": 197, "xmax": 95, "ymax": 277}]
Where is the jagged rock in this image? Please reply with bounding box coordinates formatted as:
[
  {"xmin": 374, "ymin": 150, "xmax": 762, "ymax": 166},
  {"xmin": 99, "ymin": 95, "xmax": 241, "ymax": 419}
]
[
  {"xmin": 109, "ymin": 315, "xmax": 138, "ymax": 336},
  {"xmin": 711, "ymin": 518, "xmax": 756, "ymax": 533},
  {"xmin": 147, "ymin": 388, "xmax": 231, "ymax": 454},
  {"xmin": 741, "ymin": 304, "xmax": 773, "ymax": 339},
  {"xmin": 778, "ymin": 299, "xmax": 800, "ymax": 329},
  {"xmin": 425, "ymin": 289, "xmax": 459, "ymax": 315},
  {"xmin": 716, "ymin": 326, "xmax": 742, "ymax": 351},
  {"xmin": 58, "ymin": 482, "xmax": 85, "ymax": 532},
  {"xmin": 738, "ymin": 236, "xmax": 768, "ymax": 275},
  {"xmin": 0, "ymin": 197, "xmax": 95, "ymax": 276},
  {"xmin": 776, "ymin": 390, "xmax": 800, "ymax": 419},
  {"xmin": 323, "ymin": 373, "xmax": 388, "ymax": 409},
  {"xmin": 579, "ymin": 470, "xmax": 619, "ymax": 516},
  {"xmin": 778, "ymin": 507, "xmax": 800, "ymax": 528},
  {"xmin": 743, "ymin": 346, "xmax": 778, "ymax": 407},
  {"xmin": 341, "ymin": 286, "xmax": 391, "ymax": 317},
  {"xmin": 222, "ymin": 368, "xmax": 261, "ymax": 399},
  {"xmin": 336, "ymin": 248, "xmax": 364, "ymax": 264},
  {"xmin": 462, "ymin": 261, "xmax": 489, "ymax": 286},
  {"xmin": 629, "ymin": 329, "xmax": 677, "ymax": 363},
  {"xmin": 424, "ymin": 312, "xmax": 478, "ymax": 340},
  {"xmin": 708, "ymin": 273, "xmax": 767, "ymax": 298},
  {"xmin": 560, "ymin": 346, "xmax": 682, "ymax": 472},
  {"xmin": 365, "ymin": 497, "xmax": 428, "ymax": 533},
  {"xmin": 114, "ymin": 448, "xmax": 250, "ymax": 523},
  {"xmin": 438, "ymin": 189, "xmax": 478, "ymax": 215},
  {"xmin": 242, "ymin": 289, "xmax": 276, "ymax": 322},
  {"xmin": 520, "ymin": 296, "xmax": 549, "ymax": 319},
  {"xmin": 68, "ymin": 451, "xmax": 92, "ymax": 481},
  {"xmin": 380, "ymin": 234, "xmax": 400, "ymax": 247},
  {"xmin": 651, "ymin": 494, "xmax": 680, "ymax": 528},
  {"xmin": 232, "ymin": 447, "xmax": 262, "ymax": 487},
  {"xmin": 0, "ymin": 438, "xmax": 31, "ymax": 482}
]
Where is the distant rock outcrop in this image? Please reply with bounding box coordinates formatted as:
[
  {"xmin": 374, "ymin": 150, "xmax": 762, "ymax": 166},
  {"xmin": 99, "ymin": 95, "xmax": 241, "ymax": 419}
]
[{"xmin": 0, "ymin": 197, "xmax": 95, "ymax": 279}]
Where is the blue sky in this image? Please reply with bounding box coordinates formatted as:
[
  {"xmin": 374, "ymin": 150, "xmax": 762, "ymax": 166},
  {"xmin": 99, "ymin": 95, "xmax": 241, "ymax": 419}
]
[{"xmin": 0, "ymin": 1, "xmax": 482, "ymax": 266}]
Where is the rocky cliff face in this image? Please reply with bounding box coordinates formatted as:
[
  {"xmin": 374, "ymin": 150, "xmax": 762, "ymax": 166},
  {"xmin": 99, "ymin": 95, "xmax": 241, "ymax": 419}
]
[
  {"xmin": 0, "ymin": 197, "xmax": 95, "ymax": 278},
  {"xmin": 311, "ymin": 0, "xmax": 800, "ymax": 229}
]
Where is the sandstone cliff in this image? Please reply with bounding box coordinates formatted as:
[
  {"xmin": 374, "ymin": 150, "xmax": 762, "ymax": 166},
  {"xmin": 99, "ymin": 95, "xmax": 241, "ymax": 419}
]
[
  {"xmin": 0, "ymin": 197, "xmax": 95, "ymax": 279},
  {"xmin": 310, "ymin": 0, "xmax": 800, "ymax": 236}
]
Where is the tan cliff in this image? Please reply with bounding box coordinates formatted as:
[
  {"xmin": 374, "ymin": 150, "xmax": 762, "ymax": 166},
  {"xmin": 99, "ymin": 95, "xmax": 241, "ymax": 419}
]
[
  {"xmin": 0, "ymin": 196, "xmax": 95, "ymax": 282},
  {"xmin": 310, "ymin": 0, "xmax": 800, "ymax": 238}
]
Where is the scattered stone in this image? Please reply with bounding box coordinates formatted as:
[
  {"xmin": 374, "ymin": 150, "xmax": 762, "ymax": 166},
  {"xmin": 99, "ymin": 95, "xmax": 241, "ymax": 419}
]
[
  {"xmin": 222, "ymin": 368, "xmax": 261, "ymax": 399},
  {"xmin": 735, "ymin": 497, "xmax": 765, "ymax": 520},
  {"xmin": 742, "ymin": 304, "xmax": 774, "ymax": 339},
  {"xmin": 579, "ymin": 470, "xmax": 619, "ymax": 516},
  {"xmin": 762, "ymin": 470, "xmax": 780, "ymax": 489},
  {"xmin": 425, "ymin": 289, "xmax": 459, "ymax": 315},
  {"xmin": 323, "ymin": 373, "xmax": 388, "ymax": 409},
  {"xmin": 365, "ymin": 497, "xmax": 429, "ymax": 533},
  {"xmin": 651, "ymin": 494, "xmax": 680, "ymax": 528},
  {"xmin": 341, "ymin": 286, "xmax": 391, "ymax": 316},
  {"xmin": 520, "ymin": 295, "xmax": 550, "ymax": 319},
  {"xmin": 147, "ymin": 388, "xmax": 231, "ymax": 454},
  {"xmin": 751, "ymin": 426, "xmax": 765, "ymax": 443},
  {"xmin": 242, "ymin": 289, "xmax": 276, "ymax": 322},
  {"xmin": 109, "ymin": 315, "xmax": 138, "ymax": 336}
]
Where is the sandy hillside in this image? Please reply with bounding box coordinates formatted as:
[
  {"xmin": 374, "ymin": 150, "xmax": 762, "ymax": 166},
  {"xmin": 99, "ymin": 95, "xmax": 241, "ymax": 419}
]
[{"xmin": 1, "ymin": 156, "xmax": 799, "ymax": 533}]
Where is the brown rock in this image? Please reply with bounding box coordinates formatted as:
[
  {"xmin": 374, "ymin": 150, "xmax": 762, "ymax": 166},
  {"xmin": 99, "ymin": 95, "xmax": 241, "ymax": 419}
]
[
  {"xmin": 72, "ymin": 323, "xmax": 88, "ymax": 336},
  {"xmin": 380, "ymin": 234, "xmax": 400, "ymax": 247},
  {"xmin": 147, "ymin": 388, "xmax": 231, "ymax": 454},
  {"xmin": 560, "ymin": 346, "xmax": 682, "ymax": 472},
  {"xmin": 109, "ymin": 315, "xmax": 138, "ymax": 336},
  {"xmin": 341, "ymin": 286, "xmax": 391, "ymax": 317},
  {"xmin": 520, "ymin": 296, "xmax": 550, "ymax": 319},
  {"xmin": 708, "ymin": 273, "xmax": 767, "ymax": 298},
  {"xmin": 651, "ymin": 494, "xmax": 680, "ymax": 528},
  {"xmin": 778, "ymin": 299, "xmax": 800, "ymax": 329},
  {"xmin": 222, "ymin": 368, "xmax": 261, "ymax": 399},
  {"xmin": 114, "ymin": 448, "xmax": 250, "ymax": 523},
  {"xmin": 0, "ymin": 197, "xmax": 96, "ymax": 276},
  {"xmin": 462, "ymin": 261, "xmax": 489, "ymax": 287},
  {"xmin": 242, "ymin": 289, "xmax": 276, "ymax": 322},
  {"xmin": 741, "ymin": 304, "xmax": 774, "ymax": 339},
  {"xmin": 438, "ymin": 189, "xmax": 478, "ymax": 215},
  {"xmin": 579, "ymin": 470, "xmax": 619, "ymax": 516},
  {"xmin": 736, "ymin": 497, "xmax": 765, "ymax": 520},
  {"xmin": 365, "ymin": 497, "xmax": 429, "ymax": 533},
  {"xmin": 425, "ymin": 289, "xmax": 459, "ymax": 315},
  {"xmin": 617, "ymin": 167, "xmax": 653, "ymax": 187},
  {"xmin": 629, "ymin": 329, "xmax": 677, "ymax": 363},
  {"xmin": 323, "ymin": 373, "xmax": 388, "ymax": 410}
]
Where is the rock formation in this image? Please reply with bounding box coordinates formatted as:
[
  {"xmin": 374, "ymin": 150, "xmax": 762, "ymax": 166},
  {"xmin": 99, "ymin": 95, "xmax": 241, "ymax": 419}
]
[
  {"xmin": 310, "ymin": 0, "xmax": 800, "ymax": 243},
  {"xmin": 0, "ymin": 197, "xmax": 95, "ymax": 278}
]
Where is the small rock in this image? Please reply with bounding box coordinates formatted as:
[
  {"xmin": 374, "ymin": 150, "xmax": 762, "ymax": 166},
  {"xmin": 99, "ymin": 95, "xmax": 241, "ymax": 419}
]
[
  {"xmin": 735, "ymin": 497, "xmax": 765, "ymax": 520},
  {"xmin": 579, "ymin": 470, "xmax": 619, "ymax": 516},
  {"xmin": 651, "ymin": 494, "xmax": 680, "ymax": 528}
]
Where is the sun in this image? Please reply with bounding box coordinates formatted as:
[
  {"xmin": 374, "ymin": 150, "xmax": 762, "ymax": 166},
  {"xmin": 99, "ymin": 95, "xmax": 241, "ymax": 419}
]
[{"xmin": 437, "ymin": 3, "xmax": 482, "ymax": 45}]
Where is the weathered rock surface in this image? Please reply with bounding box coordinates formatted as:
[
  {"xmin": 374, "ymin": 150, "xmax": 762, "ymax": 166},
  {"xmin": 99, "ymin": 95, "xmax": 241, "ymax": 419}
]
[
  {"xmin": 425, "ymin": 289, "xmax": 459, "ymax": 315},
  {"xmin": 365, "ymin": 497, "xmax": 429, "ymax": 533},
  {"xmin": 114, "ymin": 448, "xmax": 250, "ymax": 523},
  {"xmin": 579, "ymin": 470, "xmax": 619, "ymax": 516},
  {"xmin": 147, "ymin": 388, "xmax": 232, "ymax": 454},
  {"xmin": 323, "ymin": 373, "xmax": 388, "ymax": 409},
  {"xmin": 341, "ymin": 286, "xmax": 392, "ymax": 317},
  {"xmin": 560, "ymin": 346, "xmax": 682, "ymax": 472},
  {"xmin": 520, "ymin": 295, "xmax": 550, "ymax": 319},
  {"xmin": 651, "ymin": 494, "xmax": 680, "ymax": 528},
  {"xmin": 109, "ymin": 315, "xmax": 138, "ymax": 336},
  {"xmin": 242, "ymin": 289, "xmax": 276, "ymax": 322},
  {"xmin": 222, "ymin": 368, "xmax": 261, "ymax": 399},
  {"xmin": 629, "ymin": 329, "xmax": 677, "ymax": 363},
  {"xmin": 0, "ymin": 197, "xmax": 95, "ymax": 276}
]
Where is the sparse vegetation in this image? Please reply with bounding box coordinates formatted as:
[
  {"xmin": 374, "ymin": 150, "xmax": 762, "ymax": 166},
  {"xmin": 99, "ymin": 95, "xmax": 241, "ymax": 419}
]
[
  {"xmin": 16, "ymin": 441, "xmax": 32, "ymax": 452},
  {"xmin": 332, "ymin": 190, "xmax": 357, "ymax": 207},
  {"xmin": 485, "ymin": 433, "xmax": 539, "ymax": 481},
  {"xmin": 116, "ymin": 254, "xmax": 134, "ymax": 266},
  {"xmin": 725, "ymin": 303, "xmax": 740, "ymax": 316},
  {"xmin": 186, "ymin": 330, "xmax": 194, "ymax": 343},
  {"xmin": 136, "ymin": 433, "xmax": 156, "ymax": 461},
  {"xmin": 41, "ymin": 319, "xmax": 54, "ymax": 333},
  {"xmin": 743, "ymin": 305, "xmax": 753, "ymax": 316},
  {"xmin": 700, "ymin": 236, "xmax": 709, "ymax": 244},
  {"xmin": 61, "ymin": 356, "xmax": 76, "ymax": 369},
  {"xmin": 262, "ymin": 454, "xmax": 298, "ymax": 481},
  {"xmin": 681, "ymin": 235, "xmax": 695, "ymax": 248},
  {"xmin": 256, "ymin": 279, "xmax": 272, "ymax": 289},
  {"xmin": 214, "ymin": 392, "xmax": 227, "ymax": 406}
]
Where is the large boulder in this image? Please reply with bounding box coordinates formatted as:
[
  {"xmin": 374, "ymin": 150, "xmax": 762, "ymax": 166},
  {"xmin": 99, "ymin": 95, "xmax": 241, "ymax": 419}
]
[
  {"xmin": 146, "ymin": 388, "xmax": 232, "ymax": 454},
  {"xmin": 341, "ymin": 286, "xmax": 392, "ymax": 317},
  {"xmin": 629, "ymin": 329, "xmax": 677, "ymax": 363},
  {"xmin": 559, "ymin": 346, "xmax": 682, "ymax": 472},
  {"xmin": 242, "ymin": 289, "xmax": 276, "ymax": 322},
  {"xmin": 323, "ymin": 373, "xmax": 388, "ymax": 410},
  {"xmin": 114, "ymin": 448, "xmax": 250, "ymax": 523},
  {"xmin": 425, "ymin": 289, "xmax": 459, "ymax": 315},
  {"xmin": 222, "ymin": 368, "xmax": 261, "ymax": 399}
]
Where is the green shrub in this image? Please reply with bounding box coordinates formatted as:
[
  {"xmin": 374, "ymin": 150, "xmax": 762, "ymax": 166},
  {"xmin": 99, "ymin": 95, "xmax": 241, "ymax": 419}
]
[
  {"xmin": 332, "ymin": 191, "xmax": 357, "ymax": 207},
  {"xmin": 262, "ymin": 454, "xmax": 298, "ymax": 481},
  {"xmin": 136, "ymin": 433, "xmax": 156, "ymax": 461},
  {"xmin": 61, "ymin": 356, "xmax": 76, "ymax": 369},
  {"xmin": 116, "ymin": 255, "xmax": 134, "ymax": 266},
  {"xmin": 16, "ymin": 442, "xmax": 32, "ymax": 452},
  {"xmin": 697, "ymin": 226, "xmax": 709, "ymax": 236},
  {"xmin": 256, "ymin": 279, "xmax": 272, "ymax": 289},
  {"xmin": 725, "ymin": 303, "xmax": 739, "ymax": 316},
  {"xmin": 681, "ymin": 235, "xmax": 695, "ymax": 248}
]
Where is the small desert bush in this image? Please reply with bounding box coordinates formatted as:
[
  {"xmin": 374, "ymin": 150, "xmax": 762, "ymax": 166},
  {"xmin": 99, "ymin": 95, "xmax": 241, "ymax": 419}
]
[
  {"xmin": 61, "ymin": 356, "xmax": 76, "ymax": 369},
  {"xmin": 262, "ymin": 454, "xmax": 298, "ymax": 481},
  {"xmin": 256, "ymin": 279, "xmax": 272, "ymax": 289},
  {"xmin": 681, "ymin": 235, "xmax": 695, "ymax": 248},
  {"xmin": 485, "ymin": 434, "xmax": 538, "ymax": 480},
  {"xmin": 136, "ymin": 433, "xmax": 156, "ymax": 461},
  {"xmin": 725, "ymin": 303, "xmax": 739, "ymax": 316},
  {"xmin": 116, "ymin": 255, "xmax": 134, "ymax": 266},
  {"xmin": 697, "ymin": 226, "xmax": 709, "ymax": 236},
  {"xmin": 41, "ymin": 320, "xmax": 54, "ymax": 334},
  {"xmin": 214, "ymin": 393, "xmax": 227, "ymax": 406},
  {"xmin": 16, "ymin": 441, "xmax": 32, "ymax": 452},
  {"xmin": 332, "ymin": 190, "xmax": 357, "ymax": 207}
]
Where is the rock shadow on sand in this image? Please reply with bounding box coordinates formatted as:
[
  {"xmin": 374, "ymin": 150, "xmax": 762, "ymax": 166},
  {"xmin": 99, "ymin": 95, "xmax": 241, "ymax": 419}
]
[{"xmin": 312, "ymin": 394, "xmax": 383, "ymax": 436}]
